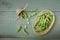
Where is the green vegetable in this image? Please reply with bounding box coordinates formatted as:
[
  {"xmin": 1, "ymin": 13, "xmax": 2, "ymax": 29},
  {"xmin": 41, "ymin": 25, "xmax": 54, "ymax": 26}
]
[
  {"xmin": 24, "ymin": 25, "xmax": 27, "ymax": 29},
  {"xmin": 16, "ymin": 25, "xmax": 22, "ymax": 32},
  {"xmin": 27, "ymin": 21, "xmax": 30, "ymax": 24},
  {"xmin": 27, "ymin": 8, "xmax": 37, "ymax": 18},
  {"xmin": 19, "ymin": 12, "xmax": 27, "ymax": 19},
  {"xmin": 34, "ymin": 11, "xmax": 53, "ymax": 32},
  {"xmin": 19, "ymin": 13, "xmax": 23, "ymax": 19},
  {"xmin": 31, "ymin": 12, "xmax": 36, "ymax": 16},
  {"xmin": 27, "ymin": 19, "xmax": 29, "ymax": 21},
  {"xmin": 27, "ymin": 18, "xmax": 30, "ymax": 24},
  {"xmin": 19, "ymin": 8, "xmax": 37, "ymax": 19},
  {"xmin": 22, "ymin": 29, "xmax": 28, "ymax": 35},
  {"xmin": 23, "ymin": 12, "xmax": 27, "ymax": 18},
  {"xmin": 28, "ymin": 12, "xmax": 36, "ymax": 18}
]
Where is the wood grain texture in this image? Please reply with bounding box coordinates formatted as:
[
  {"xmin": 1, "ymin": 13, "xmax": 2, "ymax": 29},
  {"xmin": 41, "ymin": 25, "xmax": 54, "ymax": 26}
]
[{"xmin": 0, "ymin": 0, "xmax": 60, "ymax": 40}]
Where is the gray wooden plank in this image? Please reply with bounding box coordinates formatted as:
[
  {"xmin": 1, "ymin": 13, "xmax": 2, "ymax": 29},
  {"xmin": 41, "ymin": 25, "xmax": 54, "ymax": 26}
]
[
  {"xmin": 0, "ymin": 11, "xmax": 60, "ymax": 38},
  {"xmin": 0, "ymin": 38, "xmax": 60, "ymax": 40},
  {"xmin": 0, "ymin": 0, "xmax": 60, "ymax": 11}
]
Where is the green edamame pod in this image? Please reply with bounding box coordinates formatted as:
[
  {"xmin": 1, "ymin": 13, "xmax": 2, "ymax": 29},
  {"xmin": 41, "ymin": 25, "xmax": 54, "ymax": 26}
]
[
  {"xmin": 28, "ymin": 12, "xmax": 36, "ymax": 18},
  {"xmin": 22, "ymin": 29, "xmax": 28, "ymax": 35},
  {"xmin": 23, "ymin": 12, "xmax": 27, "ymax": 18},
  {"xmin": 34, "ymin": 11, "xmax": 53, "ymax": 32},
  {"xmin": 24, "ymin": 25, "xmax": 27, "ymax": 29},
  {"xmin": 16, "ymin": 25, "xmax": 22, "ymax": 32}
]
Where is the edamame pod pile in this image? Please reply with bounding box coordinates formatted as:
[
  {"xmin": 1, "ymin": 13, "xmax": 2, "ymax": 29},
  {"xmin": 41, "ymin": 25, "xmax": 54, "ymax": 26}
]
[{"xmin": 33, "ymin": 10, "xmax": 55, "ymax": 35}]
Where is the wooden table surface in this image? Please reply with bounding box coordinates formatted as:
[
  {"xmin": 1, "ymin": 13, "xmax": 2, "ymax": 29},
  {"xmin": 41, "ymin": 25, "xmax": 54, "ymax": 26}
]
[{"xmin": 0, "ymin": 0, "xmax": 60, "ymax": 40}]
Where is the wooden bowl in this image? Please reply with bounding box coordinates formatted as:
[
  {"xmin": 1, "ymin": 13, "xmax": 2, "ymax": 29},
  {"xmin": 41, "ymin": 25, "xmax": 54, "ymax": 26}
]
[{"xmin": 32, "ymin": 9, "xmax": 55, "ymax": 35}]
